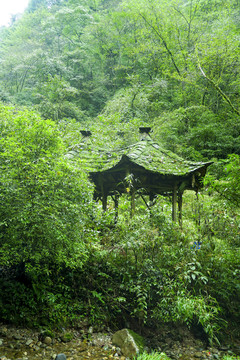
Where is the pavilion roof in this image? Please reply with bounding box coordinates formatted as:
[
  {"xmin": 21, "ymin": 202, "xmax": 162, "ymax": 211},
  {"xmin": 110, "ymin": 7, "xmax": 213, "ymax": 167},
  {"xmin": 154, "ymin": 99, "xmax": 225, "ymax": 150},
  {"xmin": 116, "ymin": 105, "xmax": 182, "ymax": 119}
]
[{"xmin": 90, "ymin": 137, "xmax": 212, "ymax": 177}]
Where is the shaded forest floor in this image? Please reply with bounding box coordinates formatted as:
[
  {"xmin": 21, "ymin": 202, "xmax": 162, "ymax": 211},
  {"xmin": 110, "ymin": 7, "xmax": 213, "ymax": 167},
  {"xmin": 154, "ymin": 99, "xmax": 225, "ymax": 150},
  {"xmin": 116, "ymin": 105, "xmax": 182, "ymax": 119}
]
[{"xmin": 0, "ymin": 322, "xmax": 240, "ymax": 360}]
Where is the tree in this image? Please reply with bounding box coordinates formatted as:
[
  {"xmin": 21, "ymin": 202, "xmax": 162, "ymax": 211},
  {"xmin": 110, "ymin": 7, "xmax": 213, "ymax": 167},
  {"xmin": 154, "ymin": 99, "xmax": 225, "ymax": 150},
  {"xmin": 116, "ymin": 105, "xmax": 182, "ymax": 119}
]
[
  {"xmin": 0, "ymin": 103, "xmax": 94, "ymax": 275},
  {"xmin": 205, "ymin": 154, "xmax": 240, "ymax": 208},
  {"xmin": 34, "ymin": 75, "xmax": 85, "ymax": 121},
  {"xmin": 27, "ymin": 0, "xmax": 47, "ymax": 13}
]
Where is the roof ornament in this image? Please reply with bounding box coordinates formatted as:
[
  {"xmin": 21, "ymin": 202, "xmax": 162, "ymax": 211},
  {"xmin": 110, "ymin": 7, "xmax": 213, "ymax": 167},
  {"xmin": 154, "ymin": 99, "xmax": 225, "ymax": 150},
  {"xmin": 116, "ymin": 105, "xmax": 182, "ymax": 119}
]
[
  {"xmin": 80, "ymin": 130, "xmax": 92, "ymax": 137},
  {"xmin": 139, "ymin": 127, "xmax": 152, "ymax": 140},
  {"xmin": 139, "ymin": 127, "xmax": 152, "ymax": 134}
]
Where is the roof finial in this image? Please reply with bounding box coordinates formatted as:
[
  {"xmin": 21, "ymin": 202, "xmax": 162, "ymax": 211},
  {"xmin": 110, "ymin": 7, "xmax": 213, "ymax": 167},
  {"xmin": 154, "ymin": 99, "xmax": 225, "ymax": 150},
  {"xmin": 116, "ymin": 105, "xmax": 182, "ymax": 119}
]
[
  {"xmin": 139, "ymin": 127, "xmax": 152, "ymax": 140},
  {"xmin": 80, "ymin": 130, "xmax": 92, "ymax": 137},
  {"xmin": 139, "ymin": 127, "xmax": 152, "ymax": 135}
]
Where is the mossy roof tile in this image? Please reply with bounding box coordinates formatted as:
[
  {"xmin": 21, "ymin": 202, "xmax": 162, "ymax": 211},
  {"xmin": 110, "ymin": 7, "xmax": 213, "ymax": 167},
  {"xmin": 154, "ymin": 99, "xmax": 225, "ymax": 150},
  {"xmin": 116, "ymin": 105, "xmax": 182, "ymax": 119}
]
[{"xmin": 90, "ymin": 139, "xmax": 212, "ymax": 176}]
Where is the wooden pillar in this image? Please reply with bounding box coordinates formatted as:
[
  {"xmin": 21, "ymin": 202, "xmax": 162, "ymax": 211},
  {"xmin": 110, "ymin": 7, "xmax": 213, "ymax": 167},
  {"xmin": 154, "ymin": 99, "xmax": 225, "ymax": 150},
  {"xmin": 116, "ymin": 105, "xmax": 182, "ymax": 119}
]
[
  {"xmin": 130, "ymin": 188, "xmax": 135, "ymax": 218},
  {"xmin": 102, "ymin": 194, "xmax": 107, "ymax": 211},
  {"xmin": 149, "ymin": 193, "xmax": 154, "ymax": 217},
  {"xmin": 100, "ymin": 176, "xmax": 107, "ymax": 212},
  {"xmin": 114, "ymin": 194, "xmax": 119, "ymax": 224},
  {"xmin": 195, "ymin": 191, "xmax": 200, "ymax": 227},
  {"xmin": 149, "ymin": 193, "xmax": 154, "ymax": 207},
  {"xmin": 172, "ymin": 184, "xmax": 177, "ymax": 222},
  {"xmin": 178, "ymin": 192, "xmax": 183, "ymax": 228}
]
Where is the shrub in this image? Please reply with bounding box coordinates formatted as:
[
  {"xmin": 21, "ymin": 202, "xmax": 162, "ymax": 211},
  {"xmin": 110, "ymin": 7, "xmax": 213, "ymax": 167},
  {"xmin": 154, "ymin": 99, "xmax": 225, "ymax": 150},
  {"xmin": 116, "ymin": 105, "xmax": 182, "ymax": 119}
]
[
  {"xmin": 0, "ymin": 103, "xmax": 96, "ymax": 325},
  {"xmin": 135, "ymin": 352, "xmax": 171, "ymax": 360}
]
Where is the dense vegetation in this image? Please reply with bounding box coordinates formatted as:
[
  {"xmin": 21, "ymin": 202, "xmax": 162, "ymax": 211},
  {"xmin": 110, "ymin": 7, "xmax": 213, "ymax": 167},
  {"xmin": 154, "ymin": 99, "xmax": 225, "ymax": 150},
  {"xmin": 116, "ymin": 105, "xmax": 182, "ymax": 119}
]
[{"xmin": 0, "ymin": 0, "xmax": 239, "ymax": 348}]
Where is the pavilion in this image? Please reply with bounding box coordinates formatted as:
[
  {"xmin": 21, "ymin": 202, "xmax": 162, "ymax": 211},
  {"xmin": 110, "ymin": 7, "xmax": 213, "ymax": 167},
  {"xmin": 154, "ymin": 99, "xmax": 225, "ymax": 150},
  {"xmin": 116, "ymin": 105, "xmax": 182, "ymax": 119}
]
[{"xmin": 89, "ymin": 127, "xmax": 213, "ymax": 224}]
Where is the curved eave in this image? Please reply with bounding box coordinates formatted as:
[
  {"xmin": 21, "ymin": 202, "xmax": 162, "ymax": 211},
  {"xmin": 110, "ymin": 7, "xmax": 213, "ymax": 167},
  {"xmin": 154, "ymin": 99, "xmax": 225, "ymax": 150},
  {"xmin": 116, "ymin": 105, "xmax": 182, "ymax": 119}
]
[{"xmin": 90, "ymin": 154, "xmax": 213, "ymax": 178}]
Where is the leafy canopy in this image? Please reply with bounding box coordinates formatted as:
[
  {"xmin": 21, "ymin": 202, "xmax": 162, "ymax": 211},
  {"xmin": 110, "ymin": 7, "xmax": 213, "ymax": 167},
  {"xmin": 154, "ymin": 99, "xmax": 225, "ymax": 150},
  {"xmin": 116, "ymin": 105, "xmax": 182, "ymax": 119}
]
[{"xmin": 0, "ymin": 103, "xmax": 94, "ymax": 274}]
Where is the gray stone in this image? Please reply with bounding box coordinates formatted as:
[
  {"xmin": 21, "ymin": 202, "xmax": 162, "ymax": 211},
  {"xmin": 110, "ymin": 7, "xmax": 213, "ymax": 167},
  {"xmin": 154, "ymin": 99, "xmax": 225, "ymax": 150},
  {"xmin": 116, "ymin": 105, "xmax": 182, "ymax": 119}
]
[
  {"xmin": 26, "ymin": 339, "xmax": 33, "ymax": 346},
  {"xmin": 88, "ymin": 326, "xmax": 93, "ymax": 334},
  {"xmin": 112, "ymin": 329, "xmax": 141, "ymax": 358},
  {"xmin": 44, "ymin": 336, "xmax": 52, "ymax": 345},
  {"xmin": 91, "ymin": 332, "xmax": 112, "ymax": 347},
  {"xmin": 55, "ymin": 354, "xmax": 67, "ymax": 360}
]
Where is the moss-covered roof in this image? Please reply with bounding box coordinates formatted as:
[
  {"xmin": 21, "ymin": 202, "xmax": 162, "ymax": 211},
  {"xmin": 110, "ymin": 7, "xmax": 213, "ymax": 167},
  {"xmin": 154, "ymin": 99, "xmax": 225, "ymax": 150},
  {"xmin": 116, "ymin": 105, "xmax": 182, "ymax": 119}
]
[
  {"xmin": 90, "ymin": 137, "xmax": 212, "ymax": 176},
  {"xmin": 67, "ymin": 134, "xmax": 212, "ymax": 196}
]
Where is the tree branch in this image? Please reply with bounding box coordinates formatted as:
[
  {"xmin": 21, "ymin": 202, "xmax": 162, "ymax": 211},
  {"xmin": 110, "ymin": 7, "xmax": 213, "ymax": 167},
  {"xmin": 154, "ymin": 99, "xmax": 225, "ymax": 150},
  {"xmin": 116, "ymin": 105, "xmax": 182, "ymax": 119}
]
[
  {"xmin": 198, "ymin": 61, "xmax": 240, "ymax": 116},
  {"xmin": 138, "ymin": 12, "xmax": 181, "ymax": 76}
]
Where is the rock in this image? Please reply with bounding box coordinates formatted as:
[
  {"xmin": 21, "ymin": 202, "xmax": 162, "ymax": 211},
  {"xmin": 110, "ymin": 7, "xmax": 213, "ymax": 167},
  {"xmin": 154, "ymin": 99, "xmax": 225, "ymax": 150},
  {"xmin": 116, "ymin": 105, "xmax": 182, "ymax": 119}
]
[
  {"xmin": 112, "ymin": 329, "xmax": 144, "ymax": 358},
  {"xmin": 194, "ymin": 351, "xmax": 204, "ymax": 358},
  {"xmin": 14, "ymin": 334, "xmax": 22, "ymax": 340},
  {"xmin": 39, "ymin": 329, "xmax": 54, "ymax": 342},
  {"xmin": 26, "ymin": 339, "xmax": 34, "ymax": 346},
  {"xmin": 91, "ymin": 332, "xmax": 112, "ymax": 347},
  {"xmin": 44, "ymin": 336, "xmax": 52, "ymax": 345},
  {"xmin": 115, "ymin": 346, "xmax": 121, "ymax": 355},
  {"xmin": 0, "ymin": 338, "xmax": 3, "ymax": 345},
  {"xmin": 55, "ymin": 354, "xmax": 67, "ymax": 360},
  {"xmin": 33, "ymin": 344, "xmax": 40, "ymax": 351},
  {"xmin": 88, "ymin": 326, "xmax": 93, "ymax": 334}
]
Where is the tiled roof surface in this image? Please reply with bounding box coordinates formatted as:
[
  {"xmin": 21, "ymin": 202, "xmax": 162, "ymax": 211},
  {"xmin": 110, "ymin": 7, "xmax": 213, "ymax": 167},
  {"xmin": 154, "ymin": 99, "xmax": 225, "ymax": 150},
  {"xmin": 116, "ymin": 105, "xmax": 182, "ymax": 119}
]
[{"xmin": 89, "ymin": 138, "xmax": 212, "ymax": 176}]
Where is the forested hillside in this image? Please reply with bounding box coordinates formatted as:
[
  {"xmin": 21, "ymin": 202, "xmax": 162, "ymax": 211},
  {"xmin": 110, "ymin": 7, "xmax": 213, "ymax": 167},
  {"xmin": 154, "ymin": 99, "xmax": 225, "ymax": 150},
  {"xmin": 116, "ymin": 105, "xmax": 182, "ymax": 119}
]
[
  {"xmin": 0, "ymin": 0, "xmax": 239, "ymax": 355},
  {"xmin": 0, "ymin": 0, "xmax": 239, "ymax": 153}
]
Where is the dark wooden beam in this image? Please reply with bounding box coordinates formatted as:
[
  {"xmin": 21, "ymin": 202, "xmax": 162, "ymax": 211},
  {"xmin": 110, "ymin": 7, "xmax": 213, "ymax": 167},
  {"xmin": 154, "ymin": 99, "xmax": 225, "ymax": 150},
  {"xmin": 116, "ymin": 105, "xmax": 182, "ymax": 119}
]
[
  {"xmin": 172, "ymin": 184, "xmax": 177, "ymax": 222},
  {"xmin": 140, "ymin": 195, "xmax": 151, "ymax": 210},
  {"xmin": 114, "ymin": 194, "xmax": 119, "ymax": 224},
  {"xmin": 178, "ymin": 192, "xmax": 183, "ymax": 228},
  {"xmin": 102, "ymin": 194, "xmax": 107, "ymax": 211}
]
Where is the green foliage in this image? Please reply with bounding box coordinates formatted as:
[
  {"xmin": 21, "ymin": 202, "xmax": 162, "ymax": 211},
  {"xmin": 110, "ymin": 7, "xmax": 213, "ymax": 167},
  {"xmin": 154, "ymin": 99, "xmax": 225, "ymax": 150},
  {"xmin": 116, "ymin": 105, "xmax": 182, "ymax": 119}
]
[
  {"xmin": 135, "ymin": 352, "xmax": 171, "ymax": 360},
  {"xmin": 1, "ymin": 0, "xmax": 239, "ymax": 125},
  {"xmin": 0, "ymin": 103, "xmax": 93, "ymax": 270},
  {"xmin": 0, "ymin": 103, "xmax": 98, "ymax": 325},
  {"xmin": 77, "ymin": 188, "xmax": 239, "ymax": 342},
  {"xmin": 128, "ymin": 329, "xmax": 146, "ymax": 352},
  {"xmin": 205, "ymin": 154, "xmax": 240, "ymax": 207},
  {"xmin": 0, "ymin": 0, "xmax": 239, "ymax": 343},
  {"xmin": 0, "ymin": 101, "xmax": 238, "ymax": 339},
  {"xmin": 174, "ymin": 292, "xmax": 224, "ymax": 344},
  {"xmin": 153, "ymin": 107, "xmax": 240, "ymax": 160},
  {"xmin": 222, "ymin": 356, "xmax": 240, "ymax": 360},
  {"xmin": 34, "ymin": 75, "xmax": 85, "ymax": 121}
]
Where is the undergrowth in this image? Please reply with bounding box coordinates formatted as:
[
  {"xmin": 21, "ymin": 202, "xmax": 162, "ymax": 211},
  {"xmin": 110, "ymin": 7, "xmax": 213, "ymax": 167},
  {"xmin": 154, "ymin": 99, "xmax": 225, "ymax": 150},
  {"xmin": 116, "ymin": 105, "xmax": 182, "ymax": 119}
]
[{"xmin": 0, "ymin": 191, "xmax": 239, "ymax": 346}]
